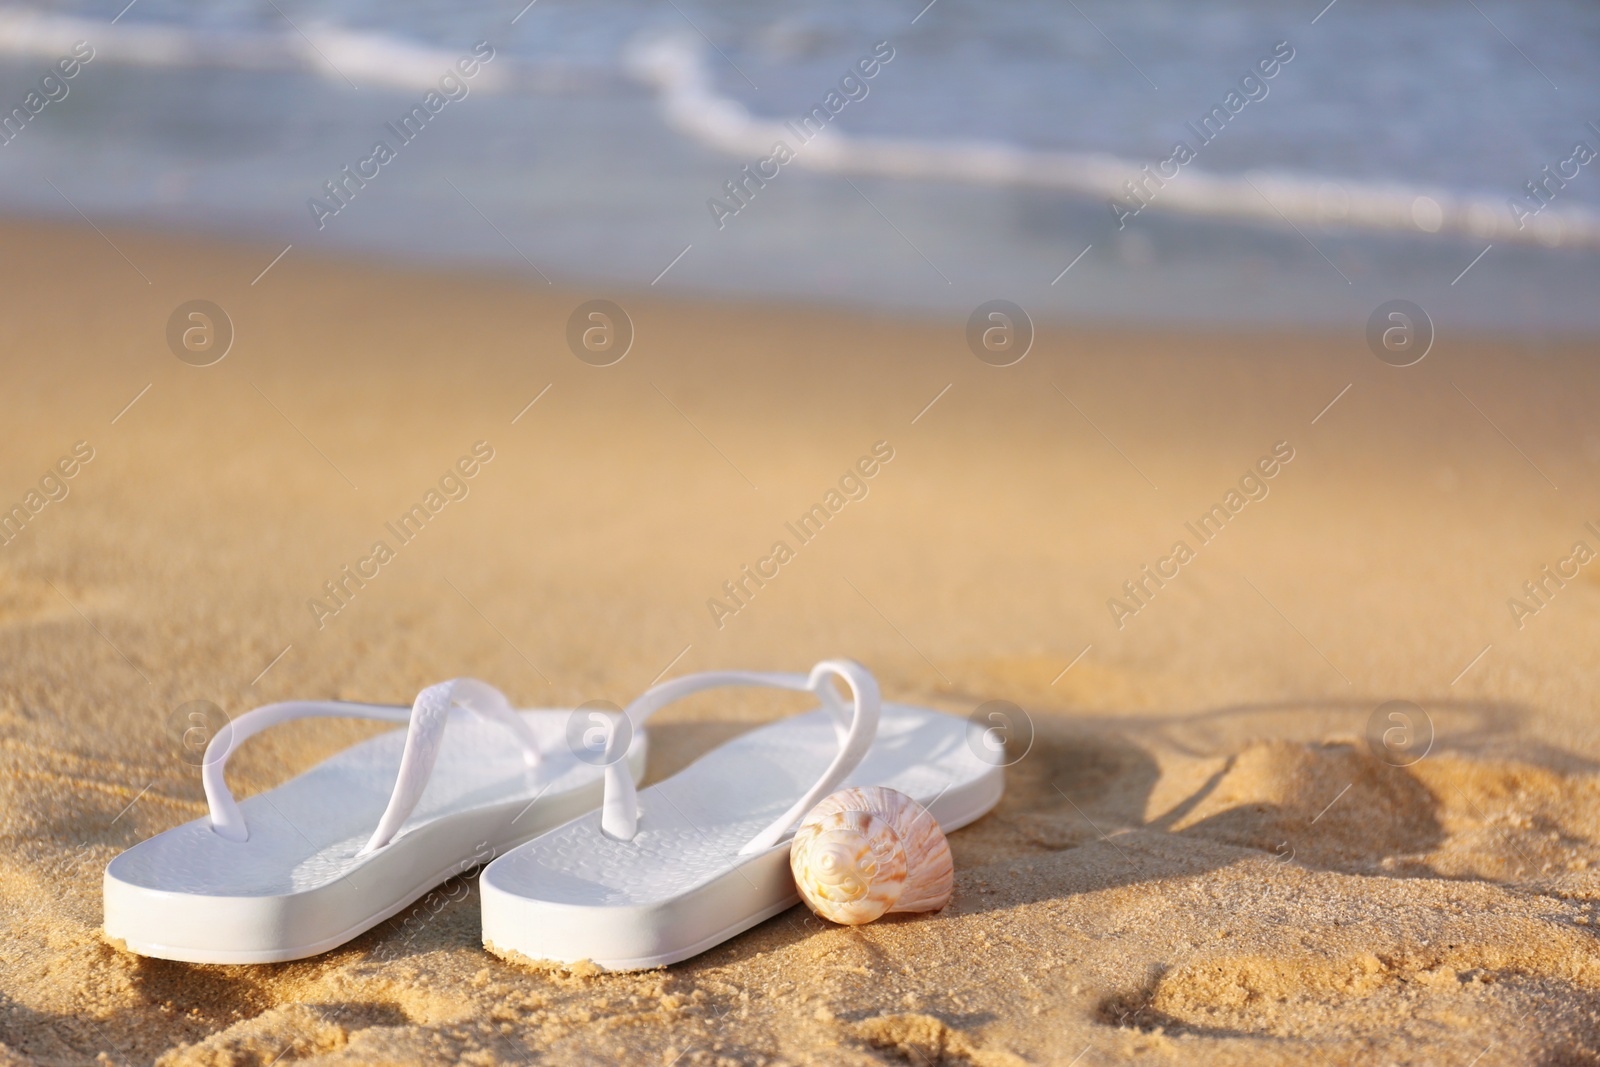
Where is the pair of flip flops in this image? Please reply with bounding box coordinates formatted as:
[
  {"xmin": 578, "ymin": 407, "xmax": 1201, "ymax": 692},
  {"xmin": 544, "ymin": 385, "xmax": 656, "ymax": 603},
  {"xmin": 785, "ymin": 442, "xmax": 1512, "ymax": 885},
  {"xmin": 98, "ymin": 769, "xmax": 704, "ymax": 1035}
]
[{"xmin": 105, "ymin": 661, "xmax": 1002, "ymax": 970}]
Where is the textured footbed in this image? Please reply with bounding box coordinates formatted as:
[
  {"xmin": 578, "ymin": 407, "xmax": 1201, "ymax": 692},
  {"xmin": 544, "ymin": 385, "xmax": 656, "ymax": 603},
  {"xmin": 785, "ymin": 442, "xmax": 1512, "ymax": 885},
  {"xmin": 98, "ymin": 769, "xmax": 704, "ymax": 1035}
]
[
  {"xmin": 479, "ymin": 703, "xmax": 1003, "ymax": 970},
  {"xmin": 103, "ymin": 709, "xmax": 647, "ymax": 964}
]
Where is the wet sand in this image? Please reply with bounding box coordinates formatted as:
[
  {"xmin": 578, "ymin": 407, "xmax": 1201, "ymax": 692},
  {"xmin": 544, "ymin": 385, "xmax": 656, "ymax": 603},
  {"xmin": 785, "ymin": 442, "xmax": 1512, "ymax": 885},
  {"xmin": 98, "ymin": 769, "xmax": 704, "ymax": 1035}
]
[{"xmin": 2, "ymin": 217, "xmax": 1599, "ymax": 1065}]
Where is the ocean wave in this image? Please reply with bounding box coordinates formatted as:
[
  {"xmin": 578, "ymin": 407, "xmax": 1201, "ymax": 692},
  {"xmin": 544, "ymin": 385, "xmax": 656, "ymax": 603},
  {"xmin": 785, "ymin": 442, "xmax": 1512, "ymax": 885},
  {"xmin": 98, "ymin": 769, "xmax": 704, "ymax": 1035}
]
[
  {"xmin": 2, "ymin": 6, "xmax": 1593, "ymax": 254},
  {"xmin": 0, "ymin": 6, "xmax": 514, "ymax": 91},
  {"xmin": 626, "ymin": 33, "xmax": 1600, "ymax": 252}
]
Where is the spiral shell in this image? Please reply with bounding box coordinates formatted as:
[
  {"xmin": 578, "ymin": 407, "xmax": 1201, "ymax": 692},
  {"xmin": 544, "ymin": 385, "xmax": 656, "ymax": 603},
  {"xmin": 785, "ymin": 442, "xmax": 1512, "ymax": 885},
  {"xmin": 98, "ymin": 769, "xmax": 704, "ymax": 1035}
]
[{"xmin": 789, "ymin": 786, "xmax": 953, "ymax": 925}]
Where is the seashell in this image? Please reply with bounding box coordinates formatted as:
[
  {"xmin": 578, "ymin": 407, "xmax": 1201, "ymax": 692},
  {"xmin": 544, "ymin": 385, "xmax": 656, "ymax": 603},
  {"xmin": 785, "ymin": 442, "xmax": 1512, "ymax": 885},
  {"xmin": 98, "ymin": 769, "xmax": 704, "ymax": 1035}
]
[{"xmin": 789, "ymin": 786, "xmax": 953, "ymax": 925}]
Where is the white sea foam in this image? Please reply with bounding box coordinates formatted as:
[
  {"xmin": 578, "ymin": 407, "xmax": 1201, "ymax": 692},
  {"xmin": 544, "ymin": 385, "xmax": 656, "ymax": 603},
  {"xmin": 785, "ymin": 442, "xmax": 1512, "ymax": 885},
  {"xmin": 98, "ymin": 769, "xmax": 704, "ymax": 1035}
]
[
  {"xmin": 626, "ymin": 34, "xmax": 1600, "ymax": 252},
  {"xmin": 0, "ymin": 7, "xmax": 511, "ymax": 91}
]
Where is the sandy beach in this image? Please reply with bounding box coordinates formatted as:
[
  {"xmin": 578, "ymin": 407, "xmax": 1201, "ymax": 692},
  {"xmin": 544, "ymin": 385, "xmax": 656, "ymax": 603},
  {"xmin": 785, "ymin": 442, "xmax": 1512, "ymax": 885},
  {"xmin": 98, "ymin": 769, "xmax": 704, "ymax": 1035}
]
[{"xmin": 2, "ymin": 216, "xmax": 1600, "ymax": 1065}]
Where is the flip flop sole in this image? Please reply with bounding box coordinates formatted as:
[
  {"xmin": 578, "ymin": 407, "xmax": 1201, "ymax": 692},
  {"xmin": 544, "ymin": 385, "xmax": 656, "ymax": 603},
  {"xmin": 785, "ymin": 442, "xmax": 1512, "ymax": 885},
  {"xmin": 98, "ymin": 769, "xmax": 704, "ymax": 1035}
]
[
  {"xmin": 480, "ymin": 704, "xmax": 1001, "ymax": 971},
  {"xmin": 104, "ymin": 711, "xmax": 647, "ymax": 964}
]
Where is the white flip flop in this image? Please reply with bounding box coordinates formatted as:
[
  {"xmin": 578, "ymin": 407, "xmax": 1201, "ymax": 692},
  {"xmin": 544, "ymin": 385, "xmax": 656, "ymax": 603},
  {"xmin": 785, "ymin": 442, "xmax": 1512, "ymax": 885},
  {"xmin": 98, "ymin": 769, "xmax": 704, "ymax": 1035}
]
[
  {"xmin": 104, "ymin": 678, "xmax": 647, "ymax": 964},
  {"xmin": 479, "ymin": 660, "xmax": 1002, "ymax": 971}
]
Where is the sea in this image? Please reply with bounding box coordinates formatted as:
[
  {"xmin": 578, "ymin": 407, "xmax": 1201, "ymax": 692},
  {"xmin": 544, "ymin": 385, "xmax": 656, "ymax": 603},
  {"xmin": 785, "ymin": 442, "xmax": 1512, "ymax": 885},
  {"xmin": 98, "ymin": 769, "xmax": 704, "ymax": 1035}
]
[{"xmin": 0, "ymin": 0, "xmax": 1596, "ymax": 333}]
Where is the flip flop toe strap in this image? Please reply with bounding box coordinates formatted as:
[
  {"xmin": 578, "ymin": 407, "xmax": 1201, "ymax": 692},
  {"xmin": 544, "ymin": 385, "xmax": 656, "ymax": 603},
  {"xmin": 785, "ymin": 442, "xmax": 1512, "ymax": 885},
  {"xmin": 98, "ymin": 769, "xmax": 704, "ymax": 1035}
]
[
  {"xmin": 596, "ymin": 659, "xmax": 881, "ymax": 854},
  {"xmin": 201, "ymin": 677, "xmax": 541, "ymax": 850}
]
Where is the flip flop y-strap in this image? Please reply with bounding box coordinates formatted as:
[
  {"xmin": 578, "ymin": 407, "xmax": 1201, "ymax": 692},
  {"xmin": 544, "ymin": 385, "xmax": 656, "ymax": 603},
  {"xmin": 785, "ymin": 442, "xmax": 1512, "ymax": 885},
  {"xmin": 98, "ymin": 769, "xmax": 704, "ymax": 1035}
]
[
  {"xmin": 201, "ymin": 677, "xmax": 543, "ymax": 851},
  {"xmin": 596, "ymin": 658, "xmax": 880, "ymax": 854}
]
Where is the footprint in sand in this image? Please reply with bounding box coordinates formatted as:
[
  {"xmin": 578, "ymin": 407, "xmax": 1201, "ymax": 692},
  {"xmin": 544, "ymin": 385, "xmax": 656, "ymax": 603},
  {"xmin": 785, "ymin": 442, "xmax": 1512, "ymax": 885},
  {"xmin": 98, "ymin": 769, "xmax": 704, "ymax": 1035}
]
[
  {"xmin": 849, "ymin": 1013, "xmax": 1028, "ymax": 1067},
  {"xmin": 1163, "ymin": 738, "xmax": 1600, "ymax": 886},
  {"xmin": 1085, "ymin": 738, "xmax": 1600, "ymax": 1054}
]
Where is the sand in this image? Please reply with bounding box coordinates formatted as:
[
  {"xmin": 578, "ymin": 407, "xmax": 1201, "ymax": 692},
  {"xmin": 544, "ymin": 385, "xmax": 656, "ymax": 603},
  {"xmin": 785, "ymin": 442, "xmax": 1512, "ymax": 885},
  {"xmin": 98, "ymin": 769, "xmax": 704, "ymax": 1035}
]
[{"xmin": 1, "ymin": 216, "xmax": 1599, "ymax": 1065}]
